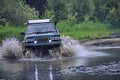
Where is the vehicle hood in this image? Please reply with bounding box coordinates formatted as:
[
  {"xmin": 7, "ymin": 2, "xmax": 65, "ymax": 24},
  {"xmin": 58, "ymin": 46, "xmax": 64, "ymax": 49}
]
[{"xmin": 25, "ymin": 33, "xmax": 59, "ymax": 38}]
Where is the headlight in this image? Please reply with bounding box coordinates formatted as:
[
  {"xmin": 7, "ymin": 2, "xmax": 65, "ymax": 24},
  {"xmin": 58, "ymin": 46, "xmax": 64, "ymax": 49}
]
[
  {"xmin": 49, "ymin": 40, "xmax": 52, "ymax": 42},
  {"xmin": 25, "ymin": 38, "xmax": 35, "ymax": 42},
  {"xmin": 34, "ymin": 40, "xmax": 37, "ymax": 44}
]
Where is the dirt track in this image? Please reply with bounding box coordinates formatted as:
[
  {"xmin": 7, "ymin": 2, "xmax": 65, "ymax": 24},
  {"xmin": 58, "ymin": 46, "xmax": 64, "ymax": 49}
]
[{"xmin": 82, "ymin": 38, "xmax": 120, "ymax": 46}]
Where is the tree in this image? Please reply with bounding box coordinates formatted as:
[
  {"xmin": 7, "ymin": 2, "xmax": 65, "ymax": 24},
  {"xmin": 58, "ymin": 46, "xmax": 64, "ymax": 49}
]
[
  {"xmin": 25, "ymin": 0, "xmax": 120, "ymax": 26},
  {"xmin": 44, "ymin": 0, "xmax": 67, "ymax": 23},
  {"xmin": 106, "ymin": 0, "xmax": 120, "ymax": 26},
  {"xmin": 25, "ymin": 0, "xmax": 46, "ymax": 17},
  {"xmin": 72, "ymin": 0, "xmax": 95, "ymax": 22},
  {"xmin": 0, "ymin": 0, "xmax": 39, "ymax": 26},
  {"xmin": 94, "ymin": 0, "xmax": 120, "ymax": 26}
]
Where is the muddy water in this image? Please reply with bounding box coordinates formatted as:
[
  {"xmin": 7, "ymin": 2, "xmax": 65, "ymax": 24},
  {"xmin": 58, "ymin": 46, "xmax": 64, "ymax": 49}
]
[{"xmin": 0, "ymin": 47, "xmax": 120, "ymax": 80}]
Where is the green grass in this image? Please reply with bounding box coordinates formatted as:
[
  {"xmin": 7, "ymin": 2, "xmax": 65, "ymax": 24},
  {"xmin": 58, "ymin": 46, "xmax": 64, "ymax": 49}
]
[
  {"xmin": 0, "ymin": 24, "xmax": 25, "ymax": 42},
  {"xmin": 0, "ymin": 20, "xmax": 120, "ymax": 43},
  {"xmin": 57, "ymin": 20, "xmax": 111, "ymax": 40}
]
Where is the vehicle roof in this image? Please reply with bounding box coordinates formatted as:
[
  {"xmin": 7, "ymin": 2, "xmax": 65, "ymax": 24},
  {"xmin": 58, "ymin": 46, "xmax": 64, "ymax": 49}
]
[{"xmin": 27, "ymin": 19, "xmax": 50, "ymax": 24}]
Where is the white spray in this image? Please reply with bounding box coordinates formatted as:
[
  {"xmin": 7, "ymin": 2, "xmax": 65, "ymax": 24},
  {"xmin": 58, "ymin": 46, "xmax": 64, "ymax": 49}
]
[
  {"xmin": 0, "ymin": 36, "xmax": 107, "ymax": 59},
  {"xmin": 0, "ymin": 38, "xmax": 23, "ymax": 58}
]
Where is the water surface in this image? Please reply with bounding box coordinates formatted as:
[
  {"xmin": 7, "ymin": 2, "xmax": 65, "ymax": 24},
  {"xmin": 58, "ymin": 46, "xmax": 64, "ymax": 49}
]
[{"xmin": 0, "ymin": 47, "xmax": 120, "ymax": 80}]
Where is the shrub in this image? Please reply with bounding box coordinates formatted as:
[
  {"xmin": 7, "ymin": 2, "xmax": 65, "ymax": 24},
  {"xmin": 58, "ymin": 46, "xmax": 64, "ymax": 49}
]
[
  {"xmin": 0, "ymin": 24, "xmax": 25, "ymax": 42},
  {"xmin": 57, "ymin": 20, "xmax": 110, "ymax": 40},
  {"xmin": 0, "ymin": 0, "xmax": 39, "ymax": 26}
]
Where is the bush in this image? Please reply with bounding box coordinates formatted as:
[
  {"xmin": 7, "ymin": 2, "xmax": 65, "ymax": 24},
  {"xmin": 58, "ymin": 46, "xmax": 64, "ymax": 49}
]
[
  {"xmin": 0, "ymin": 24, "xmax": 25, "ymax": 42},
  {"xmin": 57, "ymin": 20, "xmax": 110, "ymax": 40},
  {"xmin": 0, "ymin": 0, "xmax": 39, "ymax": 26}
]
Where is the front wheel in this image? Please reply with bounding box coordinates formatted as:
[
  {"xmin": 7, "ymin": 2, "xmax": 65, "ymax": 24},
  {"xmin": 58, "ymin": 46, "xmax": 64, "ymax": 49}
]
[{"xmin": 34, "ymin": 47, "xmax": 49, "ymax": 57}]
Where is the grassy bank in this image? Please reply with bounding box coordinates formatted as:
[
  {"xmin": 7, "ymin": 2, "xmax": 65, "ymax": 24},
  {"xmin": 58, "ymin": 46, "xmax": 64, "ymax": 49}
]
[
  {"xmin": 57, "ymin": 21, "xmax": 111, "ymax": 40},
  {"xmin": 0, "ymin": 24, "xmax": 25, "ymax": 42},
  {"xmin": 0, "ymin": 21, "xmax": 120, "ymax": 43}
]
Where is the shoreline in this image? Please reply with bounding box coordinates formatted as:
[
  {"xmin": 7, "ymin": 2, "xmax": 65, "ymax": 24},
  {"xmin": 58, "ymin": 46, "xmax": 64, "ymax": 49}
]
[{"xmin": 82, "ymin": 37, "xmax": 120, "ymax": 46}]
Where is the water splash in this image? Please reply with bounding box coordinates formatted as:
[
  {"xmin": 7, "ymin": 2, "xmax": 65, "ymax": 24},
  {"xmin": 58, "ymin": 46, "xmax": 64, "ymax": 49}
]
[
  {"xmin": 0, "ymin": 38, "xmax": 23, "ymax": 59},
  {"xmin": 55, "ymin": 36, "xmax": 107, "ymax": 58},
  {"xmin": 61, "ymin": 36, "xmax": 87, "ymax": 56},
  {"xmin": 50, "ymin": 36, "xmax": 76, "ymax": 57},
  {"xmin": 49, "ymin": 36, "xmax": 91, "ymax": 58},
  {"xmin": 0, "ymin": 36, "xmax": 108, "ymax": 59}
]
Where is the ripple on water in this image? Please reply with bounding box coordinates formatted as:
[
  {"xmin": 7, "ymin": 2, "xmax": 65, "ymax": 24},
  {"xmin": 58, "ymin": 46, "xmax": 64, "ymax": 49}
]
[{"xmin": 60, "ymin": 61, "xmax": 120, "ymax": 75}]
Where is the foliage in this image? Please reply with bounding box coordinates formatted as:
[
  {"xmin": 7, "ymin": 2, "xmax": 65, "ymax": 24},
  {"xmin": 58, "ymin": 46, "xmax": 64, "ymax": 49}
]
[
  {"xmin": 0, "ymin": 21, "xmax": 120, "ymax": 42},
  {"xmin": 0, "ymin": 0, "xmax": 120, "ymax": 41},
  {"xmin": 25, "ymin": 0, "xmax": 46, "ymax": 16},
  {"xmin": 43, "ymin": 0, "xmax": 120, "ymax": 26},
  {"xmin": 0, "ymin": 24, "xmax": 25, "ymax": 42},
  {"xmin": 93, "ymin": 0, "xmax": 120, "ymax": 26},
  {"xmin": 57, "ymin": 20, "xmax": 110, "ymax": 40},
  {"xmin": 0, "ymin": 0, "xmax": 39, "ymax": 26},
  {"xmin": 44, "ymin": 0, "xmax": 67, "ymax": 22},
  {"xmin": 0, "ymin": 0, "xmax": 120, "ymax": 26}
]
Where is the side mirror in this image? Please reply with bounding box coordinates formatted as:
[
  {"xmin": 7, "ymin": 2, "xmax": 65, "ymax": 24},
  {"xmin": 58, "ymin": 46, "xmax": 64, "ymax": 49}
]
[
  {"xmin": 54, "ymin": 21, "xmax": 57, "ymax": 26},
  {"xmin": 20, "ymin": 32, "xmax": 25, "ymax": 35}
]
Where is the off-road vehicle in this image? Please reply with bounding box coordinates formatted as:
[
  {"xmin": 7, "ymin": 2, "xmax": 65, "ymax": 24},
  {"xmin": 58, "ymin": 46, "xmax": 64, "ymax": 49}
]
[{"xmin": 21, "ymin": 19, "xmax": 61, "ymax": 56}]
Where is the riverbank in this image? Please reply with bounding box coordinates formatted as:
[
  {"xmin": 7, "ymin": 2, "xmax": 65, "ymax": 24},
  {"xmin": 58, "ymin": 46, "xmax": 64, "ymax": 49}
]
[
  {"xmin": 57, "ymin": 21, "xmax": 110, "ymax": 40},
  {"xmin": 0, "ymin": 21, "xmax": 120, "ymax": 45},
  {"xmin": 0, "ymin": 25, "xmax": 25, "ymax": 42},
  {"xmin": 0, "ymin": 21, "xmax": 110, "ymax": 42},
  {"xmin": 82, "ymin": 35, "xmax": 120, "ymax": 46}
]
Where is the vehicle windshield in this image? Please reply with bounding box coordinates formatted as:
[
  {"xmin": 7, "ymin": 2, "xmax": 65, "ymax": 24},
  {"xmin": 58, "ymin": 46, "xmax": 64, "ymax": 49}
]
[{"xmin": 26, "ymin": 23, "xmax": 56, "ymax": 34}]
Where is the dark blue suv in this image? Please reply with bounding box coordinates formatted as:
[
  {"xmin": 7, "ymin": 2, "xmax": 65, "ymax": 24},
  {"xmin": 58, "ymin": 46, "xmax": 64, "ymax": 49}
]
[{"xmin": 22, "ymin": 19, "xmax": 61, "ymax": 50}]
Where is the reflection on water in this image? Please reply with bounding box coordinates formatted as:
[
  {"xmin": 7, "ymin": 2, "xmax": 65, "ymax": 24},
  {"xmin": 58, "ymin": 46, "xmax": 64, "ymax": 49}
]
[
  {"xmin": 0, "ymin": 47, "xmax": 120, "ymax": 80},
  {"xmin": 0, "ymin": 60, "xmax": 25, "ymax": 80},
  {"xmin": 49, "ymin": 65, "xmax": 53, "ymax": 80},
  {"xmin": 35, "ymin": 64, "xmax": 38, "ymax": 80}
]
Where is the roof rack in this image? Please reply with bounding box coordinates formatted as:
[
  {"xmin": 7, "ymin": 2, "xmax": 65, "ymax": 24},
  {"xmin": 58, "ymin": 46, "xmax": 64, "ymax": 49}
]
[{"xmin": 27, "ymin": 19, "xmax": 50, "ymax": 24}]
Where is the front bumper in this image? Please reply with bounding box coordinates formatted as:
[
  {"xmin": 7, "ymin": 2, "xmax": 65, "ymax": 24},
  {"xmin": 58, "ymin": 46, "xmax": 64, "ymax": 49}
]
[{"xmin": 23, "ymin": 41, "xmax": 61, "ymax": 49}]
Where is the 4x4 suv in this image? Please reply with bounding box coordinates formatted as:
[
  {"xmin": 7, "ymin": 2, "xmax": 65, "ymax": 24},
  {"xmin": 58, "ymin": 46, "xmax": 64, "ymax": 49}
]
[{"xmin": 21, "ymin": 19, "xmax": 61, "ymax": 50}]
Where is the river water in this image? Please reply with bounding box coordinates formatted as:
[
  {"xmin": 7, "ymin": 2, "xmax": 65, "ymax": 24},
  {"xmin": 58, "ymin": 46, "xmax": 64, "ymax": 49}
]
[
  {"xmin": 0, "ymin": 37, "xmax": 120, "ymax": 80},
  {"xmin": 0, "ymin": 46, "xmax": 120, "ymax": 80}
]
